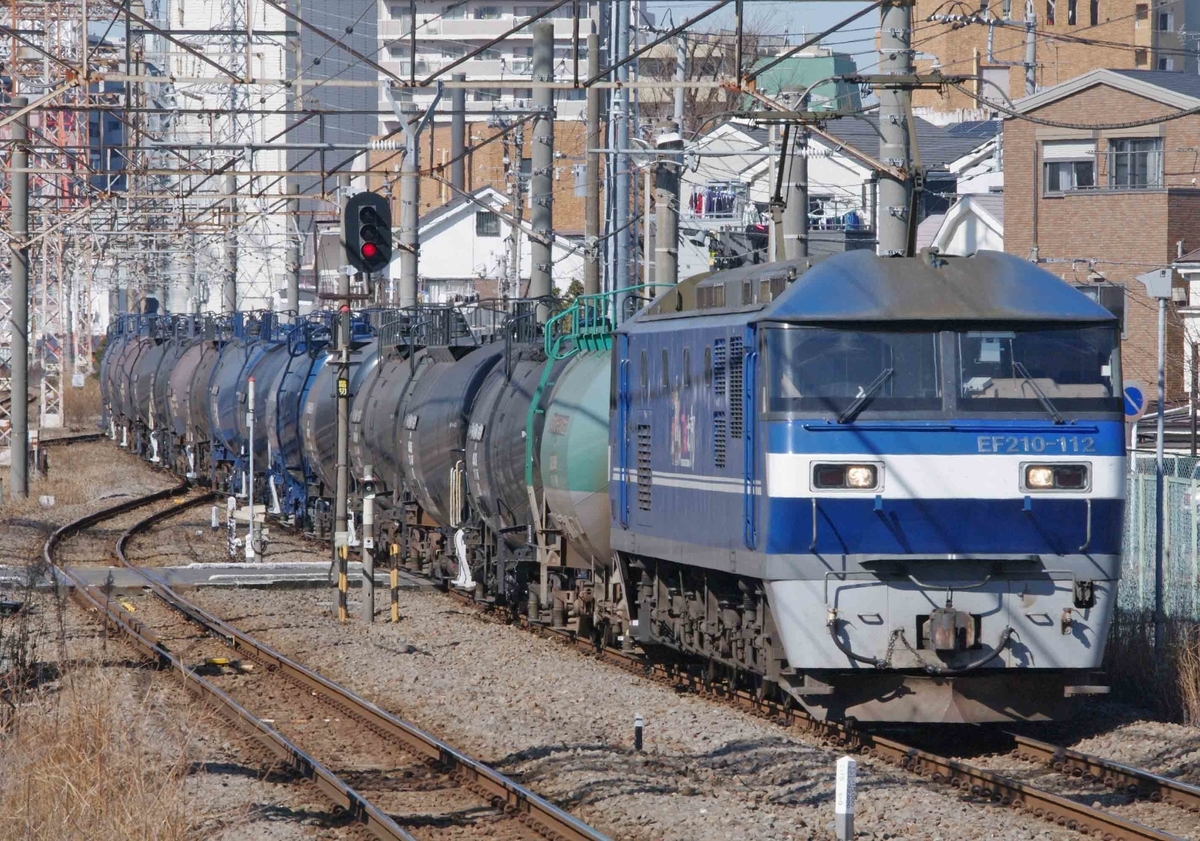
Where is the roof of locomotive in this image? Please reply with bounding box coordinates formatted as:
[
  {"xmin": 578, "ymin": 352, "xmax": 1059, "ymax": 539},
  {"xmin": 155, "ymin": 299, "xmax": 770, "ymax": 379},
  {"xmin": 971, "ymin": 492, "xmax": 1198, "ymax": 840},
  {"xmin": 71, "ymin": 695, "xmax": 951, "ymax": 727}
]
[{"xmin": 625, "ymin": 249, "xmax": 1118, "ymax": 329}]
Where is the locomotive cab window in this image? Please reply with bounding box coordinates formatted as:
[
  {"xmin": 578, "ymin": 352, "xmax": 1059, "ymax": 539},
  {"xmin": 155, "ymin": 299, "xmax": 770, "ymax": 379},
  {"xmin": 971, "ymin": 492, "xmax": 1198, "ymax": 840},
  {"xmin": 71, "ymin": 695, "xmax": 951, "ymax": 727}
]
[
  {"xmin": 763, "ymin": 327, "xmax": 941, "ymax": 416},
  {"xmin": 958, "ymin": 326, "xmax": 1122, "ymax": 414}
]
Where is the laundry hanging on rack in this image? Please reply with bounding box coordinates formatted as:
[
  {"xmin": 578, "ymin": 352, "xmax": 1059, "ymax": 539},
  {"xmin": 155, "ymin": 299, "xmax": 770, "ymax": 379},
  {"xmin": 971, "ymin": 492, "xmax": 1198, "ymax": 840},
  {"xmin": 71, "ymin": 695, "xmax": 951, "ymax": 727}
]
[{"xmin": 689, "ymin": 185, "xmax": 742, "ymax": 218}]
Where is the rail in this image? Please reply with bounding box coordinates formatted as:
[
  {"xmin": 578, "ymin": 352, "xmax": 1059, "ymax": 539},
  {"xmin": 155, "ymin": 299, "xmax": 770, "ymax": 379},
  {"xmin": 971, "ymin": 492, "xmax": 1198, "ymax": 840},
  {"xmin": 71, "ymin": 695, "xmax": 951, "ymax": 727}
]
[
  {"xmin": 42, "ymin": 488, "xmax": 423, "ymax": 841},
  {"xmin": 442, "ymin": 585, "xmax": 1188, "ymax": 841},
  {"xmin": 104, "ymin": 493, "xmax": 609, "ymax": 841},
  {"xmin": 1009, "ymin": 733, "xmax": 1200, "ymax": 814}
]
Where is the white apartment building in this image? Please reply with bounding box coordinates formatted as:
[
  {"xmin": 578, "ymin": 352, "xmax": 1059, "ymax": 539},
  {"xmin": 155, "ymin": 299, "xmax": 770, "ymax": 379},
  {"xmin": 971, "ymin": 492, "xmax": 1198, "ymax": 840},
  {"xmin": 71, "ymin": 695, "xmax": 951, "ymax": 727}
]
[
  {"xmin": 165, "ymin": 0, "xmax": 293, "ymax": 312},
  {"xmin": 377, "ymin": 1, "xmax": 599, "ymax": 133}
]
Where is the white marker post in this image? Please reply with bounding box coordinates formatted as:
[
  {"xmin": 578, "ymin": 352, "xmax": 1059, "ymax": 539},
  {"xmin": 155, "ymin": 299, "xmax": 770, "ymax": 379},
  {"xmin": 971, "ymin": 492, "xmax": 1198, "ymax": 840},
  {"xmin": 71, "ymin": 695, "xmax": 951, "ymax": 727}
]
[
  {"xmin": 835, "ymin": 755, "xmax": 857, "ymax": 840},
  {"xmin": 245, "ymin": 377, "xmax": 257, "ymax": 562}
]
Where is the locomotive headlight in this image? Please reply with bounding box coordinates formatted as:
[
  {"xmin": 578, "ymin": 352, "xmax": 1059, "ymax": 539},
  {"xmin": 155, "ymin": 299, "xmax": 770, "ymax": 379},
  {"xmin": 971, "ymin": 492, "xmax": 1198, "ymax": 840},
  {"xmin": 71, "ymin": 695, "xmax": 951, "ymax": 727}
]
[
  {"xmin": 813, "ymin": 463, "xmax": 879, "ymax": 490},
  {"xmin": 846, "ymin": 465, "xmax": 877, "ymax": 488},
  {"xmin": 1023, "ymin": 464, "xmax": 1090, "ymax": 491},
  {"xmin": 1025, "ymin": 466, "xmax": 1055, "ymax": 489}
]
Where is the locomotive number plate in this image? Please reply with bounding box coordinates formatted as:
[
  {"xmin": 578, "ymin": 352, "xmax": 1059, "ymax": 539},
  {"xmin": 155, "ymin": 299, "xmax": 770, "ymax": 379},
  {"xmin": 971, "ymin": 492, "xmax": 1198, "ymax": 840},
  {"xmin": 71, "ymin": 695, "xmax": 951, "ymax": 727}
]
[{"xmin": 976, "ymin": 435, "xmax": 1096, "ymax": 454}]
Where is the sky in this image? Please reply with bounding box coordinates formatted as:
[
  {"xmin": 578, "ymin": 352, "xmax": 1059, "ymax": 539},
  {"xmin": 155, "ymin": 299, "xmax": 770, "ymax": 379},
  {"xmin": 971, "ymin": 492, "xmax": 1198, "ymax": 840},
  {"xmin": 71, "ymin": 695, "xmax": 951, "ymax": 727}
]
[{"xmin": 644, "ymin": 1, "xmax": 882, "ymax": 71}]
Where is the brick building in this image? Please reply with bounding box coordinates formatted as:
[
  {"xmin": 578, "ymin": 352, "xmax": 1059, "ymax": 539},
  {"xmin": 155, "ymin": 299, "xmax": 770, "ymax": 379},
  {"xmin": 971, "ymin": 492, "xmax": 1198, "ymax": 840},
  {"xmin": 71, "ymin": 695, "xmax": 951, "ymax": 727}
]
[
  {"xmin": 368, "ymin": 118, "xmax": 590, "ymax": 235},
  {"xmin": 913, "ymin": 0, "xmax": 1199, "ymax": 118},
  {"xmin": 1004, "ymin": 69, "xmax": 1200, "ymax": 400}
]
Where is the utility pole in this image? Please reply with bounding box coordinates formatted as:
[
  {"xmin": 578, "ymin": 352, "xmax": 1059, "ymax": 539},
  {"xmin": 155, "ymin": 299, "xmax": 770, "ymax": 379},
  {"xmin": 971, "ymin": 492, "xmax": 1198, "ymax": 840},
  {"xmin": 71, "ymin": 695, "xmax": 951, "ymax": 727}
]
[
  {"xmin": 451, "ymin": 73, "xmax": 466, "ymax": 192},
  {"xmin": 386, "ymin": 87, "xmax": 441, "ymax": 308},
  {"xmin": 1191, "ymin": 340, "xmax": 1198, "ymax": 457},
  {"xmin": 655, "ymin": 133, "xmax": 683, "ymax": 291},
  {"xmin": 334, "ymin": 172, "xmax": 351, "ymax": 622},
  {"xmin": 1137, "ymin": 268, "xmax": 1172, "ymax": 664},
  {"xmin": 783, "ymin": 123, "xmax": 810, "ymax": 260},
  {"xmin": 675, "ymin": 34, "xmax": 687, "ymax": 135},
  {"xmin": 614, "ymin": 0, "xmax": 632, "ymax": 308},
  {"xmin": 529, "ymin": 22, "xmax": 554, "ymax": 318},
  {"xmin": 499, "ymin": 121, "xmax": 525, "ymax": 299},
  {"xmin": 1024, "ymin": 3, "xmax": 1036, "ymax": 96},
  {"xmin": 287, "ymin": 183, "xmax": 301, "ymax": 317},
  {"xmin": 224, "ymin": 172, "xmax": 238, "ymax": 311},
  {"xmin": 399, "ymin": 118, "xmax": 419, "ymax": 308},
  {"xmin": 583, "ymin": 32, "xmax": 602, "ymax": 296},
  {"xmin": 877, "ymin": 0, "xmax": 914, "ymax": 257},
  {"xmin": 9, "ymin": 96, "xmax": 29, "ymax": 498}
]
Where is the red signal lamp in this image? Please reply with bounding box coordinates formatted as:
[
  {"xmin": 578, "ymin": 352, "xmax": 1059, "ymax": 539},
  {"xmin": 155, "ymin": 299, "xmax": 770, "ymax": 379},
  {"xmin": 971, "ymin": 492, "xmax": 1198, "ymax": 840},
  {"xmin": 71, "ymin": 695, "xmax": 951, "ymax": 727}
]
[{"xmin": 360, "ymin": 242, "xmax": 379, "ymax": 259}]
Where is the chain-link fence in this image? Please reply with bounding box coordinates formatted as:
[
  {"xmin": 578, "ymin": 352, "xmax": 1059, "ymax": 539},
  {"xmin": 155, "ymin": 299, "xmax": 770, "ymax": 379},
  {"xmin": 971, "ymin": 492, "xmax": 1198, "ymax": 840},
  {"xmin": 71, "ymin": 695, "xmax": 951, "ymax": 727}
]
[{"xmin": 1124, "ymin": 452, "xmax": 1200, "ymax": 621}]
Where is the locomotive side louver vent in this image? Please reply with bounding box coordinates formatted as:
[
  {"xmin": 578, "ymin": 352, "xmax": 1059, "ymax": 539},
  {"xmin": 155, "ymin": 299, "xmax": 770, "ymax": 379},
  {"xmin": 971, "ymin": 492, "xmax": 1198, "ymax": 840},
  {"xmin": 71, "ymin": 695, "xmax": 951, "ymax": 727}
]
[
  {"xmin": 713, "ymin": 339, "xmax": 727, "ymax": 399},
  {"xmin": 729, "ymin": 336, "xmax": 744, "ymax": 438},
  {"xmin": 636, "ymin": 424, "xmax": 652, "ymax": 511},
  {"xmin": 713, "ymin": 412, "xmax": 727, "ymax": 468}
]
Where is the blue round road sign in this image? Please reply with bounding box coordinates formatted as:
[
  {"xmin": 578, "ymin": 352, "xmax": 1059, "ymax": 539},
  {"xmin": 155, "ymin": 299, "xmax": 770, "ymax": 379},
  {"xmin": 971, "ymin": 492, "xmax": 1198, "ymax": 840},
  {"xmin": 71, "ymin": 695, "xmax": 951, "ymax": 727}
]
[{"xmin": 1123, "ymin": 381, "xmax": 1148, "ymax": 421}]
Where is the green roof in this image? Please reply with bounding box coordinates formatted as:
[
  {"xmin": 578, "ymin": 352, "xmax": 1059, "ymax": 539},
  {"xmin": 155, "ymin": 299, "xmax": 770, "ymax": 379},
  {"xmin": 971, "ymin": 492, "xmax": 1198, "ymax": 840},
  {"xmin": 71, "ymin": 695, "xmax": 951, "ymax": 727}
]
[{"xmin": 750, "ymin": 52, "xmax": 861, "ymax": 112}]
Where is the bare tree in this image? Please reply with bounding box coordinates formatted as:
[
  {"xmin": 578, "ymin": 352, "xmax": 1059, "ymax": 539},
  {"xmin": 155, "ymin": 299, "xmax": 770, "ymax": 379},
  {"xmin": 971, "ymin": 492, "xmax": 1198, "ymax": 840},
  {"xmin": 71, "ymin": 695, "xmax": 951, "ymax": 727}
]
[{"xmin": 637, "ymin": 14, "xmax": 780, "ymax": 136}]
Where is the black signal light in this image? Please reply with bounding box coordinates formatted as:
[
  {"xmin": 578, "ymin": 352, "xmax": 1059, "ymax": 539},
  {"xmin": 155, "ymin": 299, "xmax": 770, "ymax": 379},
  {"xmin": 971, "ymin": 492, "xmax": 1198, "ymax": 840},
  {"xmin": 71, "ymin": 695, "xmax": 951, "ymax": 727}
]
[{"xmin": 343, "ymin": 192, "xmax": 393, "ymax": 274}]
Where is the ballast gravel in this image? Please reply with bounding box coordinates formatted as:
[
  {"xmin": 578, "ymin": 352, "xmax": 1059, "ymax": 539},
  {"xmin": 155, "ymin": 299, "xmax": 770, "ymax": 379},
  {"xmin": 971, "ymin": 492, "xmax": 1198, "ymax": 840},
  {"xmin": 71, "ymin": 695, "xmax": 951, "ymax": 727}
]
[{"xmin": 189, "ymin": 585, "xmax": 1082, "ymax": 841}]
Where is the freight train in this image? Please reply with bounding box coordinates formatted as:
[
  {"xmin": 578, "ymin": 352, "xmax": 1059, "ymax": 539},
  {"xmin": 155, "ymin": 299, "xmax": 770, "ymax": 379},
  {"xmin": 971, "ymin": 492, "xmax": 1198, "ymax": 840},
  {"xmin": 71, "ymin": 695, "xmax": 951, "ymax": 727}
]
[{"xmin": 100, "ymin": 249, "xmax": 1125, "ymax": 723}]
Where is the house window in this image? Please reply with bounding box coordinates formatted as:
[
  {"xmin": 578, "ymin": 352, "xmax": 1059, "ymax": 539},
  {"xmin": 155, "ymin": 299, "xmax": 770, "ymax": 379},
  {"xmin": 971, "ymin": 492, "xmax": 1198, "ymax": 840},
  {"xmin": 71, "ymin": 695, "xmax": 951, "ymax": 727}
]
[
  {"xmin": 1076, "ymin": 284, "xmax": 1128, "ymax": 339},
  {"xmin": 1046, "ymin": 0, "xmax": 1055, "ymax": 24},
  {"xmin": 1067, "ymin": 0, "xmax": 1077, "ymax": 24},
  {"xmin": 1002, "ymin": 0, "xmax": 1013, "ymax": 17},
  {"xmin": 444, "ymin": 3, "xmax": 467, "ymax": 19},
  {"xmin": 1090, "ymin": 0, "xmax": 1099, "ymax": 25},
  {"xmin": 1135, "ymin": 48, "xmax": 1148, "ymax": 66},
  {"xmin": 472, "ymin": 89, "xmax": 500, "ymax": 101},
  {"xmin": 475, "ymin": 211, "xmax": 500, "ymax": 237},
  {"xmin": 475, "ymin": 6, "xmax": 501, "ymax": 19},
  {"xmin": 1109, "ymin": 138, "xmax": 1163, "ymax": 189},
  {"xmin": 1042, "ymin": 140, "xmax": 1095, "ymax": 193},
  {"xmin": 1159, "ymin": 11, "xmax": 1173, "ymax": 30},
  {"xmin": 1135, "ymin": 3, "xmax": 1148, "ymax": 26},
  {"xmin": 1159, "ymin": 57, "xmax": 1175, "ymax": 70}
]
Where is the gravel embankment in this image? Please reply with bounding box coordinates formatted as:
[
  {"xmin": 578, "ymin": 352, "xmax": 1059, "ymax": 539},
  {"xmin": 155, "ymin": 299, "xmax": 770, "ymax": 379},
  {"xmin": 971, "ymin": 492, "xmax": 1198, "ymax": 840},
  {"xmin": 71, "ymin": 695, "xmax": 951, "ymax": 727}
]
[
  {"xmin": 0, "ymin": 443, "xmax": 360, "ymax": 840},
  {"xmin": 189, "ymin": 585, "xmax": 1085, "ymax": 841}
]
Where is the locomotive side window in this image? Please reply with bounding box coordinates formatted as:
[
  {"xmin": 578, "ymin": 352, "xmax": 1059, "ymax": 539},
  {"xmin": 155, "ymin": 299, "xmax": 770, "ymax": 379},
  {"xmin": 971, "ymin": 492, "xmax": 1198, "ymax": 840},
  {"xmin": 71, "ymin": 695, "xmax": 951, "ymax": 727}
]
[
  {"xmin": 763, "ymin": 327, "xmax": 940, "ymax": 416},
  {"xmin": 683, "ymin": 347, "xmax": 692, "ymax": 389},
  {"xmin": 957, "ymin": 326, "xmax": 1122, "ymax": 414},
  {"xmin": 661, "ymin": 349, "xmax": 669, "ymax": 393},
  {"xmin": 704, "ymin": 347, "xmax": 712, "ymax": 387}
]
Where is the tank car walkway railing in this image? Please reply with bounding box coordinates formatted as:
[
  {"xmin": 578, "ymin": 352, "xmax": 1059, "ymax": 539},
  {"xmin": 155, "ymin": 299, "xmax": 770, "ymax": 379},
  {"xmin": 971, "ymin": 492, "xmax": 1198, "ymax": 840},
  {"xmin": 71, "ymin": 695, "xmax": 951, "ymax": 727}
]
[{"xmin": 526, "ymin": 287, "xmax": 655, "ymax": 489}]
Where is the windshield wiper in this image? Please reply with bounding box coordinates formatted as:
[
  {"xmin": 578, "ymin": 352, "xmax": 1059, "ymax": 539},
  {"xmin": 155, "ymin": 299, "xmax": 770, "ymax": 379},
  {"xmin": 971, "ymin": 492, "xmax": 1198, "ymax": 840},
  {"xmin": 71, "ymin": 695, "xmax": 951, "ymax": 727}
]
[
  {"xmin": 837, "ymin": 367, "xmax": 895, "ymax": 424},
  {"xmin": 1013, "ymin": 361, "xmax": 1064, "ymax": 424}
]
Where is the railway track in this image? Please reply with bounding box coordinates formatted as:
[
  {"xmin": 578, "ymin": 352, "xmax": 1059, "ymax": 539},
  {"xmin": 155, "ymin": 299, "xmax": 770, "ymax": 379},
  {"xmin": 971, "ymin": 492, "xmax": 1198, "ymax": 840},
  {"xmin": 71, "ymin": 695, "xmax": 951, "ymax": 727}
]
[
  {"xmin": 433, "ymin": 589, "xmax": 1196, "ymax": 841},
  {"xmin": 46, "ymin": 489, "xmax": 608, "ymax": 841}
]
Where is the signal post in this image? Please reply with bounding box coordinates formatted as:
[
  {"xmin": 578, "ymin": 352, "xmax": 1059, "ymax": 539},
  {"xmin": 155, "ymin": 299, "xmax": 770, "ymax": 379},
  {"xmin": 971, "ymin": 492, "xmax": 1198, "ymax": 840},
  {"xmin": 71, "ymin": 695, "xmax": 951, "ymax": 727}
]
[{"xmin": 336, "ymin": 191, "xmax": 393, "ymax": 622}]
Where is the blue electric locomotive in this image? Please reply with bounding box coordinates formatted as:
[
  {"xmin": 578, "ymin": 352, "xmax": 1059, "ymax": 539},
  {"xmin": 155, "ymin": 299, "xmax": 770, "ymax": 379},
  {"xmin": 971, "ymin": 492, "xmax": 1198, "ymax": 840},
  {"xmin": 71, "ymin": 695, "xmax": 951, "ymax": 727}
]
[{"xmin": 611, "ymin": 249, "xmax": 1124, "ymax": 722}]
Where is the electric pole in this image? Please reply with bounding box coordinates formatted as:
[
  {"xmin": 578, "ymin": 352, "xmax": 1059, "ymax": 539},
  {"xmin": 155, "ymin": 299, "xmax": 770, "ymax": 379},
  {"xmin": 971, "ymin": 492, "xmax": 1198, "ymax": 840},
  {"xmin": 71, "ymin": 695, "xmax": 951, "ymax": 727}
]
[
  {"xmin": 9, "ymin": 96, "xmax": 29, "ymax": 498},
  {"xmin": 451, "ymin": 73, "xmax": 466, "ymax": 191},
  {"xmin": 530, "ymin": 23, "xmax": 555, "ymax": 318},
  {"xmin": 614, "ymin": 0, "xmax": 632, "ymax": 308},
  {"xmin": 584, "ymin": 32, "xmax": 602, "ymax": 296},
  {"xmin": 877, "ymin": 0, "xmax": 915, "ymax": 257},
  {"xmin": 334, "ymin": 172, "xmax": 351, "ymax": 621},
  {"xmin": 224, "ymin": 172, "xmax": 238, "ymax": 311},
  {"xmin": 287, "ymin": 183, "xmax": 301, "ymax": 317}
]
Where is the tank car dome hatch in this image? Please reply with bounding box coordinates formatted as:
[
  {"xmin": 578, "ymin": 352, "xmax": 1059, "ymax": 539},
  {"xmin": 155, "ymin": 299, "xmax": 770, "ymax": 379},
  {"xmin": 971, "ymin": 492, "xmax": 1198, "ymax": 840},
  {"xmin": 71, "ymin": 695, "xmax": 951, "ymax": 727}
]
[{"xmin": 754, "ymin": 249, "xmax": 1119, "ymax": 325}]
